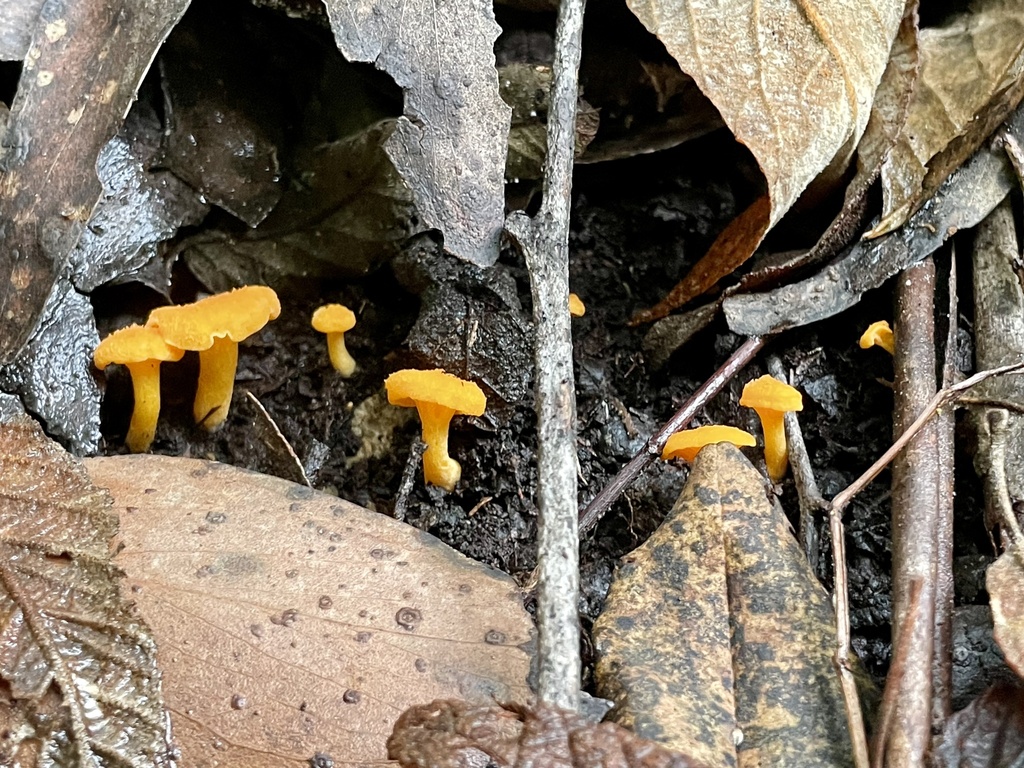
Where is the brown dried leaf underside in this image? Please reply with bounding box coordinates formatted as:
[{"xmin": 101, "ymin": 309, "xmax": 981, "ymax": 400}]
[
  {"xmin": 387, "ymin": 699, "xmax": 707, "ymax": 767},
  {"xmin": 0, "ymin": 414, "xmax": 171, "ymax": 766}
]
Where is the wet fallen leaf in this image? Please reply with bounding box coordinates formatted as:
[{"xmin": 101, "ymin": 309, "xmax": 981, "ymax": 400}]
[
  {"xmin": 85, "ymin": 454, "xmax": 534, "ymax": 766},
  {"xmin": 987, "ymin": 548, "xmax": 1024, "ymax": 678},
  {"xmin": 593, "ymin": 443, "xmax": 854, "ymax": 768},
  {"xmin": 387, "ymin": 699, "xmax": 707, "ymax": 767},
  {"xmin": 870, "ymin": 0, "xmax": 1024, "ymax": 237},
  {"xmin": 722, "ymin": 97, "xmax": 1024, "ymax": 336},
  {"xmin": 933, "ymin": 683, "xmax": 1024, "ymax": 768},
  {"xmin": 627, "ymin": 0, "xmax": 904, "ymax": 320},
  {"xmin": 321, "ymin": 0, "xmax": 510, "ymax": 266},
  {"xmin": 0, "ymin": 413, "xmax": 173, "ymax": 765},
  {"xmin": 0, "ymin": 0, "xmax": 190, "ymax": 365},
  {"xmin": 185, "ymin": 120, "xmax": 420, "ymax": 293}
]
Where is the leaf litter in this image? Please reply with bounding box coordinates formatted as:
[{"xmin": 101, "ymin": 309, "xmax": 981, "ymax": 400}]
[
  {"xmin": 0, "ymin": 412, "xmax": 172, "ymax": 766},
  {"xmin": 85, "ymin": 454, "xmax": 534, "ymax": 765}
]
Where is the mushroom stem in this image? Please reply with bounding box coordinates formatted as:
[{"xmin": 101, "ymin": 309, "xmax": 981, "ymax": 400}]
[
  {"xmin": 758, "ymin": 409, "xmax": 788, "ymax": 483},
  {"xmin": 417, "ymin": 403, "xmax": 460, "ymax": 491},
  {"xmin": 326, "ymin": 332, "xmax": 356, "ymax": 378},
  {"xmin": 195, "ymin": 336, "xmax": 238, "ymax": 430},
  {"xmin": 124, "ymin": 360, "xmax": 163, "ymax": 453}
]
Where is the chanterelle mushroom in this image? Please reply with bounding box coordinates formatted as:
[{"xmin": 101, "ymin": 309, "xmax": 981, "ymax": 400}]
[
  {"xmin": 146, "ymin": 285, "xmax": 280, "ymax": 430},
  {"xmin": 312, "ymin": 304, "xmax": 357, "ymax": 377},
  {"xmin": 739, "ymin": 375, "xmax": 803, "ymax": 483},
  {"xmin": 94, "ymin": 324, "xmax": 184, "ymax": 452},
  {"xmin": 384, "ymin": 368, "xmax": 487, "ymax": 492},
  {"xmin": 662, "ymin": 425, "xmax": 756, "ymax": 463}
]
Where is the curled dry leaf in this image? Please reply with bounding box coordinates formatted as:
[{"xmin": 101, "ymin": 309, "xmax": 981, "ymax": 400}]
[
  {"xmin": 321, "ymin": 0, "xmax": 511, "ymax": 266},
  {"xmin": 870, "ymin": 0, "xmax": 1024, "ymax": 237},
  {"xmin": 987, "ymin": 548, "xmax": 1024, "ymax": 678},
  {"xmin": 387, "ymin": 699, "xmax": 707, "ymax": 768},
  {"xmin": 933, "ymin": 683, "xmax": 1024, "ymax": 768},
  {"xmin": 593, "ymin": 443, "xmax": 855, "ymax": 768},
  {"xmin": 627, "ymin": 0, "xmax": 904, "ymax": 321},
  {"xmin": 84, "ymin": 455, "xmax": 533, "ymax": 766},
  {"xmin": 0, "ymin": 413, "xmax": 172, "ymax": 766}
]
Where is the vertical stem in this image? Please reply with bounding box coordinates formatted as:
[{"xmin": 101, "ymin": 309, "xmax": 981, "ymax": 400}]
[
  {"xmin": 505, "ymin": 0, "xmax": 587, "ymax": 711},
  {"xmin": 886, "ymin": 257, "xmax": 939, "ymax": 766}
]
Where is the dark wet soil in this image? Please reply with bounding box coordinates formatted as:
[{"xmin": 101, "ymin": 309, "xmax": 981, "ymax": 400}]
[{"xmin": 91, "ymin": 0, "xmax": 1000, "ymax": 701}]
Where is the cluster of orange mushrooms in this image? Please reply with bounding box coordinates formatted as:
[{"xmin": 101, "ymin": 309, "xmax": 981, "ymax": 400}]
[{"xmin": 94, "ymin": 284, "xmax": 833, "ymax": 491}]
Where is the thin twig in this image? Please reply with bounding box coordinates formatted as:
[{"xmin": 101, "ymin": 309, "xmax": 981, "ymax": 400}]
[
  {"xmin": 829, "ymin": 494, "xmax": 871, "ymax": 768},
  {"xmin": 766, "ymin": 356, "xmax": 825, "ymax": 568},
  {"xmin": 503, "ymin": 0, "xmax": 587, "ymax": 711},
  {"xmin": 579, "ymin": 335, "xmax": 767, "ymax": 536},
  {"xmin": 828, "ymin": 361, "xmax": 1024, "ymax": 517}
]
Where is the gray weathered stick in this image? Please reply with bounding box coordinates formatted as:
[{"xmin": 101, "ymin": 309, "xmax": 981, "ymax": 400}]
[{"xmin": 504, "ymin": 0, "xmax": 587, "ymax": 711}]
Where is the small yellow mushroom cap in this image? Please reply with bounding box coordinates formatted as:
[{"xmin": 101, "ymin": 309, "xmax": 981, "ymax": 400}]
[
  {"xmin": 94, "ymin": 324, "xmax": 184, "ymax": 368},
  {"xmin": 662, "ymin": 425, "xmax": 756, "ymax": 462},
  {"xmin": 569, "ymin": 293, "xmax": 586, "ymax": 317},
  {"xmin": 739, "ymin": 375, "xmax": 803, "ymax": 414},
  {"xmin": 146, "ymin": 285, "xmax": 281, "ymax": 350},
  {"xmin": 859, "ymin": 320, "xmax": 895, "ymax": 355},
  {"xmin": 385, "ymin": 369, "xmax": 486, "ymax": 416},
  {"xmin": 312, "ymin": 304, "xmax": 356, "ymax": 334}
]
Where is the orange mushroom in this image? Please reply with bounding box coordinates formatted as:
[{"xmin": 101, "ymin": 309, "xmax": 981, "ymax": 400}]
[
  {"xmin": 384, "ymin": 369, "xmax": 487, "ymax": 492},
  {"xmin": 569, "ymin": 293, "xmax": 586, "ymax": 317},
  {"xmin": 739, "ymin": 375, "xmax": 804, "ymax": 483},
  {"xmin": 94, "ymin": 325, "xmax": 184, "ymax": 453},
  {"xmin": 859, "ymin": 320, "xmax": 894, "ymax": 355},
  {"xmin": 312, "ymin": 304, "xmax": 357, "ymax": 377},
  {"xmin": 146, "ymin": 285, "xmax": 280, "ymax": 430},
  {"xmin": 662, "ymin": 425, "xmax": 756, "ymax": 463}
]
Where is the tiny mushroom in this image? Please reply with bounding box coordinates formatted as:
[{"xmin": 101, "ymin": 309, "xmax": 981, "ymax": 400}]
[
  {"xmin": 569, "ymin": 293, "xmax": 586, "ymax": 317},
  {"xmin": 662, "ymin": 425, "xmax": 756, "ymax": 463},
  {"xmin": 384, "ymin": 368, "xmax": 487, "ymax": 492},
  {"xmin": 146, "ymin": 285, "xmax": 280, "ymax": 430},
  {"xmin": 312, "ymin": 304, "xmax": 357, "ymax": 377},
  {"xmin": 859, "ymin": 320, "xmax": 895, "ymax": 355},
  {"xmin": 739, "ymin": 375, "xmax": 804, "ymax": 483},
  {"xmin": 94, "ymin": 324, "xmax": 184, "ymax": 453}
]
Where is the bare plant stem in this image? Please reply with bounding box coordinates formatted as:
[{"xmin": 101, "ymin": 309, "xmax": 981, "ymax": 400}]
[
  {"xmin": 503, "ymin": 0, "xmax": 587, "ymax": 712},
  {"xmin": 579, "ymin": 335, "xmax": 767, "ymax": 536}
]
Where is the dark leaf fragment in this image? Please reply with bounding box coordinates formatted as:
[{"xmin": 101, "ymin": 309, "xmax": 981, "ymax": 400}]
[
  {"xmin": 387, "ymin": 699, "xmax": 706, "ymax": 768},
  {"xmin": 933, "ymin": 683, "xmax": 1024, "ymax": 768}
]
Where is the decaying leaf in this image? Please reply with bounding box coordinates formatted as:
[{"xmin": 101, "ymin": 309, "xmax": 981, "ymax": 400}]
[
  {"xmin": 987, "ymin": 548, "xmax": 1024, "ymax": 678},
  {"xmin": 85, "ymin": 454, "xmax": 534, "ymax": 766},
  {"xmin": 933, "ymin": 683, "xmax": 1024, "ymax": 768},
  {"xmin": 185, "ymin": 120, "xmax": 420, "ymax": 292},
  {"xmin": 387, "ymin": 699, "xmax": 706, "ymax": 767},
  {"xmin": 0, "ymin": 413, "xmax": 172, "ymax": 765},
  {"xmin": 722, "ymin": 96, "xmax": 1024, "ymax": 336},
  {"xmin": 626, "ymin": 0, "xmax": 904, "ymax": 320},
  {"xmin": 593, "ymin": 443, "xmax": 853, "ymax": 768},
  {"xmin": 870, "ymin": 0, "xmax": 1024, "ymax": 237},
  {"xmin": 321, "ymin": 0, "xmax": 511, "ymax": 266},
  {"xmin": 0, "ymin": 0, "xmax": 191, "ymax": 365}
]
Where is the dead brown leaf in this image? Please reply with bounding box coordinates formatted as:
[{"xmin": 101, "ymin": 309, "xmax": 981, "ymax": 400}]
[
  {"xmin": 933, "ymin": 683, "xmax": 1024, "ymax": 767},
  {"xmin": 625, "ymin": 0, "xmax": 904, "ymax": 320},
  {"xmin": 987, "ymin": 548, "xmax": 1024, "ymax": 678},
  {"xmin": 870, "ymin": 0, "xmax": 1024, "ymax": 237},
  {"xmin": 387, "ymin": 699, "xmax": 707, "ymax": 767},
  {"xmin": 85, "ymin": 454, "xmax": 534, "ymax": 766},
  {"xmin": 593, "ymin": 443, "xmax": 854, "ymax": 768},
  {"xmin": 0, "ymin": 414, "xmax": 172, "ymax": 765}
]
